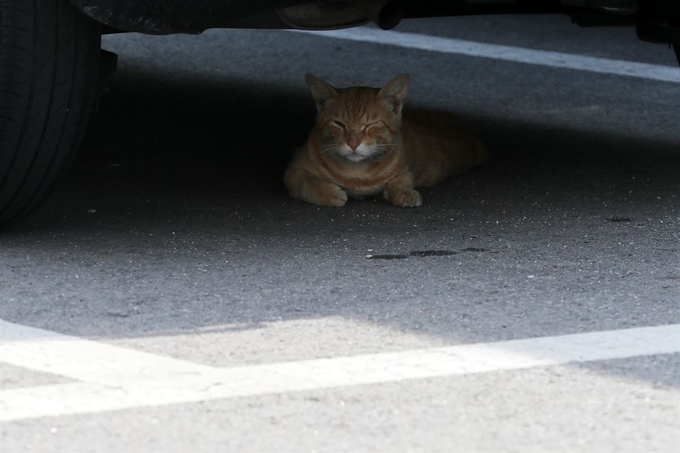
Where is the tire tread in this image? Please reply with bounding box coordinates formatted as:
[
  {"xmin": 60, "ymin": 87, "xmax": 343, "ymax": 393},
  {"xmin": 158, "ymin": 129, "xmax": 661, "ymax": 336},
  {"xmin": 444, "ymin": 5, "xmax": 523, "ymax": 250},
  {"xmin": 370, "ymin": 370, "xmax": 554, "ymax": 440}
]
[{"xmin": 0, "ymin": 0, "xmax": 100, "ymax": 226}]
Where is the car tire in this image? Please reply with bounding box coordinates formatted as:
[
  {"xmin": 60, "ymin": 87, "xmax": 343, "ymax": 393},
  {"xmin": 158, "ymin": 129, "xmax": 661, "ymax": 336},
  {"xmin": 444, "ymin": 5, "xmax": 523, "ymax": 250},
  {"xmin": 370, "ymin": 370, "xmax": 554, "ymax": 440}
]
[{"xmin": 0, "ymin": 0, "xmax": 100, "ymax": 227}]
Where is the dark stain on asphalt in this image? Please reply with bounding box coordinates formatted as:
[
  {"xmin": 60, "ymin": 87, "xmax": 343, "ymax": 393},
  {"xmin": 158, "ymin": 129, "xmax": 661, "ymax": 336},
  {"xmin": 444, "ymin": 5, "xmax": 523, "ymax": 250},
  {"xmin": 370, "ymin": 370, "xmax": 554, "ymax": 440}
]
[
  {"xmin": 366, "ymin": 249, "xmax": 471, "ymax": 260},
  {"xmin": 409, "ymin": 250, "xmax": 457, "ymax": 257},
  {"xmin": 607, "ymin": 217, "xmax": 632, "ymax": 222},
  {"xmin": 460, "ymin": 247, "xmax": 489, "ymax": 252},
  {"xmin": 365, "ymin": 254, "xmax": 410, "ymax": 260}
]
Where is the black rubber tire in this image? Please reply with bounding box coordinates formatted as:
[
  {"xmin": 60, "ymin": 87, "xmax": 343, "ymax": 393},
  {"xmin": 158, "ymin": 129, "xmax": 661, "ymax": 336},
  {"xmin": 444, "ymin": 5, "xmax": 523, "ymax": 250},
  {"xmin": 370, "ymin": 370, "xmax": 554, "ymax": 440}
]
[{"xmin": 0, "ymin": 0, "xmax": 100, "ymax": 227}]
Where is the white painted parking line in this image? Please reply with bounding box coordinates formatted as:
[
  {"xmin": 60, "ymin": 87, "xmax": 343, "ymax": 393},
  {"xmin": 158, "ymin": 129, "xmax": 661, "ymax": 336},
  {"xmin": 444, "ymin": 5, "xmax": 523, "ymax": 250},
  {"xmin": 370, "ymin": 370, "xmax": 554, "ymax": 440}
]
[
  {"xmin": 295, "ymin": 28, "xmax": 680, "ymax": 84},
  {"xmin": 0, "ymin": 320, "xmax": 213, "ymax": 385},
  {"xmin": 1, "ymin": 320, "xmax": 679, "ymax": 421}
]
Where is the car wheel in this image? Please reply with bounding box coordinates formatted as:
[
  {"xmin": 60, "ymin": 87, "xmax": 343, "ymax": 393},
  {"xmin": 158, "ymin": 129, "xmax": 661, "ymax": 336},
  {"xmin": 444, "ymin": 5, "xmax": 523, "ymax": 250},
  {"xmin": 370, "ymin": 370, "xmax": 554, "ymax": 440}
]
[{"xmin": 0, "ymin": 0, "xmax": 100, "ymax": 227}]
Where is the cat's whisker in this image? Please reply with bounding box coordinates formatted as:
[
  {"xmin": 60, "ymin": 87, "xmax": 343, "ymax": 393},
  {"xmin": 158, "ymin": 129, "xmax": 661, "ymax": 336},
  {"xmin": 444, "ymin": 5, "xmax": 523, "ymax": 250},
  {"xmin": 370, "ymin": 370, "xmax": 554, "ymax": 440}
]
[
  {"xmin": 318, "ymin": 145, "xmax": 340, "ymax": 157},
  {"xmin": 369, "ymin": 145, "xmax": 398, "ymax": 152},
  {"xmin": 366, "ymin": 144, "xmax": 398, "ymax": 157}
]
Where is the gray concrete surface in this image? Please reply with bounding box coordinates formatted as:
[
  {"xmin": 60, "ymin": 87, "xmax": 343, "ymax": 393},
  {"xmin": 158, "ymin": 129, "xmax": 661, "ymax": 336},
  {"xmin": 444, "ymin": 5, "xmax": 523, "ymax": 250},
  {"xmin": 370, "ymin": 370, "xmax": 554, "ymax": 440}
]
[{"xmin": 1, "ymin": 13, "xmax": 679, "ymax": 452}]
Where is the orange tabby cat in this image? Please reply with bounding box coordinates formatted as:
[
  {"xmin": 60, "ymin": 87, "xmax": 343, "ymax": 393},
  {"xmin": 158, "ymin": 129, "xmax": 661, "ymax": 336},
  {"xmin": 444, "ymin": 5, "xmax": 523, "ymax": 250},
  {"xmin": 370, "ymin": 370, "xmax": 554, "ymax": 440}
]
[{"xmin": 284, "ymin": 74, "xmax": 489, "ymax": 207}]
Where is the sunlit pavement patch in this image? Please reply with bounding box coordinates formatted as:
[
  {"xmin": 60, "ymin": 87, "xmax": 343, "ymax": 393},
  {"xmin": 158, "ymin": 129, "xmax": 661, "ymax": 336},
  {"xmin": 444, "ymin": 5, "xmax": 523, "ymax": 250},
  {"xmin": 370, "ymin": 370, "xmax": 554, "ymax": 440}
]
[{"xmin": 1, "ymin": 319, "xmax": 679, "ymax": 422}]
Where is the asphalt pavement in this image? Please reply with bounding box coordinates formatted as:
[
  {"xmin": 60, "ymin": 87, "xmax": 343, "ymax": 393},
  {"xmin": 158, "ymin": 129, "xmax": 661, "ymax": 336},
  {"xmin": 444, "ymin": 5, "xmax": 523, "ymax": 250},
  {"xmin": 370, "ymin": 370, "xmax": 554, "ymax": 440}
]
[{"xmin": 1, "ymin": 14, "xmax": 680, "ymax": 453}]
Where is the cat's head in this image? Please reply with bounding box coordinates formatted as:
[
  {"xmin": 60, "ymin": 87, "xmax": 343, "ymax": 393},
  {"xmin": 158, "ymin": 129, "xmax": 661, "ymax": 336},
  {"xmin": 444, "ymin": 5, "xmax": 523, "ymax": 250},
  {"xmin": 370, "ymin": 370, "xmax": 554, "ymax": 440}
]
[{"xmin": 305, "ymin": 73, "xmax": 410, "ymax": 163}]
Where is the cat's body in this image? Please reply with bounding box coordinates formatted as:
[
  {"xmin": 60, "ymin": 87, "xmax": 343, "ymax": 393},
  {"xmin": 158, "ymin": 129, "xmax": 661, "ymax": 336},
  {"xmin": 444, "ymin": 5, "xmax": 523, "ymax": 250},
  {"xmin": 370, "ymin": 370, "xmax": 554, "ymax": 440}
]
[{"xmin": 284, "ymin": 74, "xmax": 489, "ymax": 207}]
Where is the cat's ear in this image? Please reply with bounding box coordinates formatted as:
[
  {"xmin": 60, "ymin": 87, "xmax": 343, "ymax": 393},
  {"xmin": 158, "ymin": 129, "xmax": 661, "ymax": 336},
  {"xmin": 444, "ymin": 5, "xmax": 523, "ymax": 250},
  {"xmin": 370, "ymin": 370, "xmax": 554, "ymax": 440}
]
[
  {"xmin": 305, "ymin": 73, "xmax": 338, "ymax": 112},
  {"xmin": 378, "ymin": 74, "xmax": 410, "ymax": 115}
]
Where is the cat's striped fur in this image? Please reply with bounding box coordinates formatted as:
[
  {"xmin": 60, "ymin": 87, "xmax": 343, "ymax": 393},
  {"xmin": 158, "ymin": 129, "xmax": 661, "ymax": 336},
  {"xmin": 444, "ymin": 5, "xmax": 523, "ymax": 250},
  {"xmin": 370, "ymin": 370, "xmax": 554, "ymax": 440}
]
[{"xmin": 284, "ymin": 74, "xmax": 489, "ymax": 207}]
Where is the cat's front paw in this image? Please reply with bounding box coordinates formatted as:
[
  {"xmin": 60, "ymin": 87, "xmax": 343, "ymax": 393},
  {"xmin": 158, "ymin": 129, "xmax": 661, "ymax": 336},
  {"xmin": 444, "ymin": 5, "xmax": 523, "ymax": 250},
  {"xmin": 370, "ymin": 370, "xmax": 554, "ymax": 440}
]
[
  {"xmin": 316, "ymin": 183, "xmax": 348, "ymax": 207},
  {"xmin": 389, "ymin": 189, "xmax": 422, "ymax": 208}
]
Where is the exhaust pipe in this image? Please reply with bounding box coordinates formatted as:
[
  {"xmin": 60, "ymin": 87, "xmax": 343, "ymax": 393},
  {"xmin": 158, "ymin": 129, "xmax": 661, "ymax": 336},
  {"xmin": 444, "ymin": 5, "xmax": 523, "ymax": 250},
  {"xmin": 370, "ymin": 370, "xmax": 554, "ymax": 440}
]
[{"xmin": 353, "ymin": 0, "xmax": 405, "ymax": 30}]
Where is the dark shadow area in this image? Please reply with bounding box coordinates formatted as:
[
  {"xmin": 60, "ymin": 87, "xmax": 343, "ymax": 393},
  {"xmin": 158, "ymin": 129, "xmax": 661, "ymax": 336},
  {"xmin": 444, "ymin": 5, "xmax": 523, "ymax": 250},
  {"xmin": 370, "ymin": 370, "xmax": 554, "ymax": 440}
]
[
  {"xmin": 2, "ymin": 70, "xmax": 680, "ymax": 388},
  {"xmin": 578, "ymin": 353, "xmax": 680, "ymax": 390},
  {"xmin": 11, "ymin": 70, "xmax": 679, "ymax": 236}
]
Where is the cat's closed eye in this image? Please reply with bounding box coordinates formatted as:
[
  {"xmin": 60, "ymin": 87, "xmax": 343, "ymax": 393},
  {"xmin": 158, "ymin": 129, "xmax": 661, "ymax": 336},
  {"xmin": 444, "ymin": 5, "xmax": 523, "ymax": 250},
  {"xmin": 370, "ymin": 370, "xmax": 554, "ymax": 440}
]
[
  {"xmin": 333, "ymin": 120, "xmax": 346, "ymax": 128},
  {"xmin": 362, "ymin": 121, "xmax": 380, "ymax": 131}
]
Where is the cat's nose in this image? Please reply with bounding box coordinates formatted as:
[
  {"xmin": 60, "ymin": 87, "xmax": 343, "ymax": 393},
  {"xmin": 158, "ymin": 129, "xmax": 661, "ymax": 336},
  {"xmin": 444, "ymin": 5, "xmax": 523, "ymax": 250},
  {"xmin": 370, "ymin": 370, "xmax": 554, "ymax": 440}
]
[{"xmin": 347, "ymin": 136, "xmax": 361, "ymax": 151}]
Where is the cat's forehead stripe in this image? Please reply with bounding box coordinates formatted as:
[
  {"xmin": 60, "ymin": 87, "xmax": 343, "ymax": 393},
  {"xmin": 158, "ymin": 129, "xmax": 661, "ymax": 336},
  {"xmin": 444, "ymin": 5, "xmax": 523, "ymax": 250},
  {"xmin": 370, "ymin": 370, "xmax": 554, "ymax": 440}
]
[
  {"xmin": 344, "ymin": 93, "xmax": 368, "ymax": 119},
  {"xmin": 332, "ymin": 90, "xmax": 385, "ymax": 123}
]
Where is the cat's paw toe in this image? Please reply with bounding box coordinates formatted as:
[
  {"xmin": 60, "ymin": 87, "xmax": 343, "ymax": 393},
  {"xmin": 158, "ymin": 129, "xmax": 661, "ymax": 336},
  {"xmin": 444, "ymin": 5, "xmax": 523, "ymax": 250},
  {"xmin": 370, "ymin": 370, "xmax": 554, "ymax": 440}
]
[
  {"xmin": 392, "ymin": 190, "xmax": 422, "ymax": 208},
  {"xmin": 321, "ymin": 185, "xmax": 348, "ymax": 207}
]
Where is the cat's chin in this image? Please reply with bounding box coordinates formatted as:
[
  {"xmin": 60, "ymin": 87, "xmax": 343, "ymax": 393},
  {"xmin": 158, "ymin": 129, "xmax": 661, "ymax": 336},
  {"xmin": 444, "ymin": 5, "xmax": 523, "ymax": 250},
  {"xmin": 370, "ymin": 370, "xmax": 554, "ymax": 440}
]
[{"xmin": 344, "ymin": 154, "xmax": 369, "ymax": 163}]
